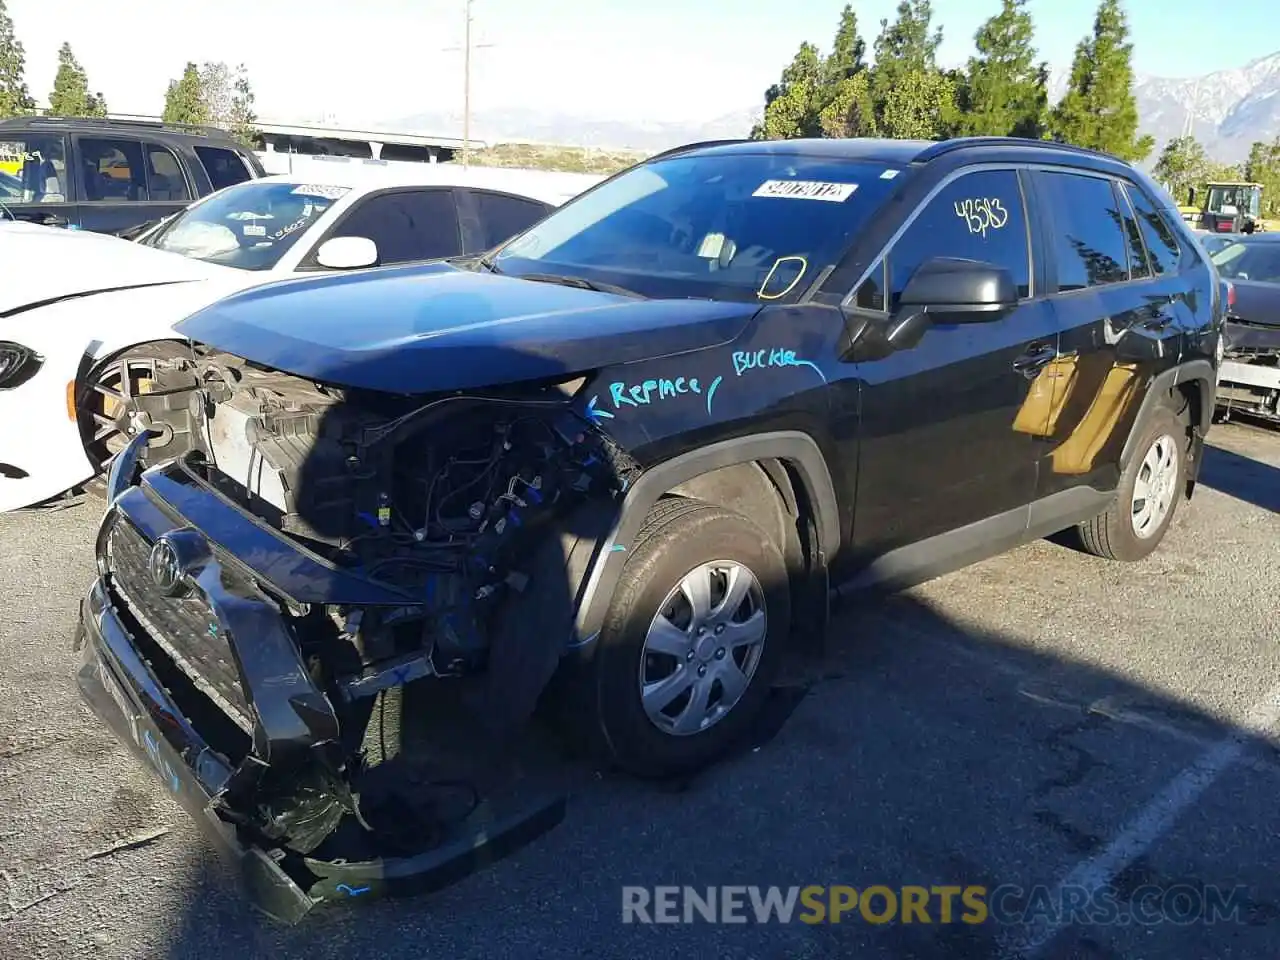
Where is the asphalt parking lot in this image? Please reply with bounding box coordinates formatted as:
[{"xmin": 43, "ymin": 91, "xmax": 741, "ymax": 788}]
[{"xmin": 1, "ymin": 421, "xmax": 1278, "ymax": 960}]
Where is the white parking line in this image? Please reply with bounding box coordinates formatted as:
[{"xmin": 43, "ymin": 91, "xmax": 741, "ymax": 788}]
[{"xmin": 998, "ymin": 684, "xmax": 1280, "ymax": 959}]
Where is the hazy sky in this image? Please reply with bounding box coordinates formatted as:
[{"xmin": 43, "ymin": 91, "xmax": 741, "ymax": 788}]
[{"xmin": 8, "ymin": 0, "xmax": 1279, "ymax": 126}]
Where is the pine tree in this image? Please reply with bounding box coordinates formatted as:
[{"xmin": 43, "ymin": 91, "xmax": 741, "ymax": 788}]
[
  {"xmin": 953, "ymin": 0, "xmax": 1047, "ymax": 139},
  {"xmin": 1153, "ymin": 136, "xmax": 1209, "ymax": 206},
  {"xmin": 751, "ymin": 42, "xmax": 824, "ymax": 140},
  {"xmin": 0, "ymin": 0, "xmax": 34, "ymax": 118},
  {"xmin": 162, "ymin": 62, "xmax": 207, "ymax": 125},
  {"xmin": 47, "ymin": 43, "xmax": 106, "ymax": 118},
  {"xmin": 868, "ymin": 0, "xmax": 950, "ymax": 140},
  {"xmin": 1050, "ymin": 0, "xmax": 1153, "ymax": 161},
  {"xmin": 819, "ymin": 5, "xmax": 875, "ymax": 138},
  {"xmin": 823, "ymin": 4, "xmax": 866, "ymax": 85}
]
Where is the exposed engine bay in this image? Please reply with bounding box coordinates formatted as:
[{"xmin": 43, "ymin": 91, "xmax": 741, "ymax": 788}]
[{"xmin": 136, "ymin": 342, "xmax": 634, "ymax": 687}]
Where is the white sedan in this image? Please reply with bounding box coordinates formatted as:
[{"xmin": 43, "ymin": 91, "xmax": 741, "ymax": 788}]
[{"xmin": 0, "ymin": 165, "xmax": 603, "ymax": 512}]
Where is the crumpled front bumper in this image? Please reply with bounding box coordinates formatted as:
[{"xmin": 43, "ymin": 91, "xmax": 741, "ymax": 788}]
[
  {"xmin": 74, "ymin": 435, "xmax": 566, "ymax": 922},
  {"xmin": 75, "ymin": 579, "xmax": 321, "ymax": 921}
]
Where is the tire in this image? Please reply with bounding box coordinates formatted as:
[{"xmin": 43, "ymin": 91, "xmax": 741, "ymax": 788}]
[
  {"xmin": 80, "ymin": 341, "xmax": 190, "ymax": 498},
  {"xmin": 1076, "ymin": 399, "xmax": 1189, "ymax": 562},
  {"xmin": 585, "ymin": 497, "xmax": 791, "ymax": 779}
]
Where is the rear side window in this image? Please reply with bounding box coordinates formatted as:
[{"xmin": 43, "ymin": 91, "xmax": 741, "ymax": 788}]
[
  {"xmin": 195, "ymin": 146, "xmax": 253, "ymax": 191},
  {"xmin": 1117, "ymin": 189, "xmax": 1151, "ymax": 280},
  {"xmin": 1125, "ymin": 184, "xmax": 1182, "ymax": 276},
  {"xmin": 145, "ymin": 144, "xmax": 192, "ymax": 202},
  {"xmin": 0, "ymin": 133, "xmax": 68, "ymax": 203},
  {"xmin": 1038, "ymin": 172, "xmax": 1129, "ymax": 291},
  {"xmin": 331, "ymin": 188, "xmax": 462, "ymax": 264},
  {"xmin": 473, "ymin": 191, "xmax": 549, "ymax": 250},
  {"xmin": 79, "ymin": 138, "xmax": 147, "ymax": 202},
  {"xmin": 886, "ymin": 168, "xmax": 1031, "ymax": 305}
]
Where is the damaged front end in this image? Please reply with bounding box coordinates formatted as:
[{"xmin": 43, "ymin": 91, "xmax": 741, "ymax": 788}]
[
  {"xmin": 75, "ymin": 346, "xmax": 633, "ymax": 921},
  {"xmin": 1217, "ymin": 319, "xmax": 1280, "ymax": 423}
]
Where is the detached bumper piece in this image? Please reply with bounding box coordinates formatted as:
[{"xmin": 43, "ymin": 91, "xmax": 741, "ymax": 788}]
[{"xmin": 76, "ymin": 459, "xmax": 565, "ymax": 923}]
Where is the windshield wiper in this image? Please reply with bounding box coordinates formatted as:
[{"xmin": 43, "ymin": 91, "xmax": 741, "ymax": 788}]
[{"xmin": 519, "ymin": 272, "xmax": 646, "ymax": 299}]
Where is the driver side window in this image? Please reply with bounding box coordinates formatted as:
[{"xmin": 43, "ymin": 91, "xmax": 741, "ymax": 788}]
[{"xmin": 882, "ymin": 169, "xmax": 1031, "ymax": 308}]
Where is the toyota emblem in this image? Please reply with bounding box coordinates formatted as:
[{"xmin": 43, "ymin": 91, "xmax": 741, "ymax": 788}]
[{"xmin": 148, "ymin": 537, "xmax": 184, "ymax": 594}]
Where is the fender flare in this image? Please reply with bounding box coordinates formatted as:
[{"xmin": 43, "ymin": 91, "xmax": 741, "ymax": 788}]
[
  {"xmin": 1119, "ymin": 358, "xmax": 1217, "ymax": 471},
  {"xmin": 572, "ymin": 430, "xmax": 840, "ymax": 644}
]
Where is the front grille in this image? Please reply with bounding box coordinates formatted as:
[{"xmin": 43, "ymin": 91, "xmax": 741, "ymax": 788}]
[{"xmin": 106, "ymin": 519, "xmax": 252, "ymax": 730}]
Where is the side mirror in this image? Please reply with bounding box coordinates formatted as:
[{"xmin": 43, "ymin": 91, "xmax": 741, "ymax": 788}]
[
  {"xmin": 878, "ymin": 257, "xmax": 1018, "ymax": 351},
  {"xmin": 315, "ymin": 236, "xmax": 379, "ymax": 270},
  {"xmin": 899, "ymin": 257, "xmax": 1018, "ymax": 318}
]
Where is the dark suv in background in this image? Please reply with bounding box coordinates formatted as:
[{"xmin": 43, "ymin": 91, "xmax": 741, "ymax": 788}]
[{"xmin": 0, "ymin": 116, "xmax": 265, "ymax": 235}]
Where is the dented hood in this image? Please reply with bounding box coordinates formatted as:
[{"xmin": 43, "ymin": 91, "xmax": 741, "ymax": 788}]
[
  {"xmin": 175, "ymin": 262, "xmax": 760, "ymax": 393},
  {"xmin": 0, "ymin": 221, "xmax": 229, "ymax": 316}
]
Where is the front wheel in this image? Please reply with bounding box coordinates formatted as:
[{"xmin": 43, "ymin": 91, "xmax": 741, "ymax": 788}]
[{"xmin": 587, "ymin": 498, "xmax": 791, "ymax": 779}]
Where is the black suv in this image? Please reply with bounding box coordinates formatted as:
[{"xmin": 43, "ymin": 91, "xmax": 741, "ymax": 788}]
[
  {"xmin": 74, "ymin": 136, "xmax": 1224, "ymax": 920},
  {"xmin": 0, "ymin": 116, "xmax": 265, "ymax": 235}
]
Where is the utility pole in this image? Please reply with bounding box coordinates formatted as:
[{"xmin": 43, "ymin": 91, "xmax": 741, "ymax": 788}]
[{"xmin": 442, "ymin": 0, "xmax": 495, "ymax": 168}]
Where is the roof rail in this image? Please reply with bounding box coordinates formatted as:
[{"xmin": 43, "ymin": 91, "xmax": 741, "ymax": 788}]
[
  {"xmin": 0, "ymin": 115, "xmax": 233, "ymax": 138},
  {"xmin": 915, "ymin": 136, "xmax": 1122, "ymax": 164},
  {"xmin": 644, "ymin": 138, "xmax": 755, "ymax": 162}
]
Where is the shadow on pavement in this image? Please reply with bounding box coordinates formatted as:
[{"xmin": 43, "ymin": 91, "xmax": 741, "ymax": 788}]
[
  {"xmin": 1198, "ymin": 440, "xmax": 1280, "ymax": 514},
  {"xmin": 155, "ymin": 584, "xmax": 1280, "ymax": 960}
]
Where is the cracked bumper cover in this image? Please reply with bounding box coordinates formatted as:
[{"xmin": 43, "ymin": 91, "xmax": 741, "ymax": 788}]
[{"xmin": 74, "ymin": 435, "xmax": 566, "ymax": 923}]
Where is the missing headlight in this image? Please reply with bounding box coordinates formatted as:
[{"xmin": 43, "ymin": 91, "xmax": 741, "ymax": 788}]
[{"xmin": 0, "ymin": 342, "xmax": 43, "ymax": 390}]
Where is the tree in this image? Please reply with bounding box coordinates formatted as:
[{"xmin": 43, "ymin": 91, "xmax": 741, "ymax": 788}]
[
  {"xmin": 868, "ymin": 0, "xmax": 951, "ymax": 140},
  {"xmin": 1245, "ymin": 138, "xmax": 1280, "ymax": 220},
  {"xmin": 1153, "ymin": 136, "xmax": 1209, "ymax": 207},
  {"xmin": 227, "ymin": 64, "xmax": 259, "ymax": 147},
  {"xmin": 753, "ymin": 6, "xmax": 878, "ymax": 141},
  {"xmin": 163, "ymin": 62, "xmax": 207, "ymax": 125},
  {"xmin": 0, "ymin": 0, "xmax": 34, "ymax": 118},
  {"xmin": 952, "ymin": 0, "xmax": 1047, "ymax": 139},
  {"xmin": 817, "ymin": 5, "xmax": 876, "ymax": 138},
  {"xmin": 161, "ymin": 60, "xmax": 259, "ymax": 146},
  {"xmin": 47, "ymin": 43, "xmax": 106, "ymax": 118},
  {"xmin": 880, "ymin": 69, "xmax": 956, "ymax": 140},
  {"xmin": 1050, "ymin": 0, "xmax": 1153, "ymax": 161},
  {"xmin": 751, "ymin": 42, "xmax": 825, "ymax": 140}
]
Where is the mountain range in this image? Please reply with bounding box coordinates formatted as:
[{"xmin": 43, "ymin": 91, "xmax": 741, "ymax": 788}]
[{"xmin": 382, "ymin": 52, "xmax": 1280, "ymax": 166}]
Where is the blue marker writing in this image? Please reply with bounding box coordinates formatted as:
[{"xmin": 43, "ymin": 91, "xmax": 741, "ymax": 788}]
[
  {"xmin": 705, "ymin": 375, "xmax": 723, "ymax": 415},
  {"xmin": 586, "ymin": 395, "xmax": 614, "ymax": 420},
  {"xmin": 731, "ymin": 348, "xmax": 827, "ymax": 384},
  {"xmin": 608, "ymin": 376, "xmax": 701, "ymax": 409},
  {"xmin": 336, "ymin": 883, "xmax": 371, "ymax": 897}
]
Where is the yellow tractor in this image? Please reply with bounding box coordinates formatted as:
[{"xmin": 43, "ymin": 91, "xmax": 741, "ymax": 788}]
[{"xmin": 1183, "ymin": 181, "xmax": 1264, "ymax": 234}]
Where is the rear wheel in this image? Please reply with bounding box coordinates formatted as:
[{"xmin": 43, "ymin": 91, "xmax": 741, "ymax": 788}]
[
  {"xmin": 585, "ymin": 498, "xmax": 790, "ymax": 779},
  {"xmin": 1077, "ymin": 401, "xmax": 1189, "ymax": 562}
]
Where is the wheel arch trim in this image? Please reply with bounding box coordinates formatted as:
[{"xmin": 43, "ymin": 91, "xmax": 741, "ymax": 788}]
[
  {"xmin": 572, "ymin": 430, "xmax": 840, "ymax": 645},
  {"xmin": 1119, "ymin": 358, "xmax": 1217, "ymax": 471}
]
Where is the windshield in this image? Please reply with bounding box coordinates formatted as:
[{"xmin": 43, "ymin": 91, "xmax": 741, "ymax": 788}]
[
  {"xmin": 1207, "ymin": 185, "xmax": 1260, "ymax": 218},
  {"xmin": 1211, "ymin": 240, "xmax": 1280, "ymax": 283},
  {"xmin": 143, "ymin": 180, "xmax": 350, "ymax": 270},
  {"xmin": 492, "ymin": 154, "xmax": 905, "ymax": 302}
]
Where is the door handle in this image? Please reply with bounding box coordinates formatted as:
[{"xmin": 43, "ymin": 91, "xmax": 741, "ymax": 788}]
[{"xmin": 1012, "ymin": 343, "xmax": 1058, "ymax": 379}]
